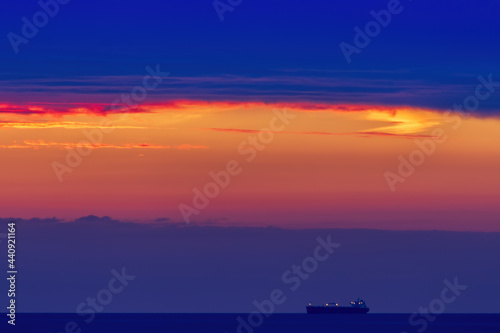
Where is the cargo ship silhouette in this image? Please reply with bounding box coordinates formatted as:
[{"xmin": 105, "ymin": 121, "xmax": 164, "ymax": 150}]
[{"xmin": 306, "ymin": 298, "xmax": 369, "ymax": 314}]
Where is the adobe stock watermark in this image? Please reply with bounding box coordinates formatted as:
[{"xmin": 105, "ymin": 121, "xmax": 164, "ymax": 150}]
[
  {"xmin": 213, "ymin": 0, "xmax": 242, "ymax": 22},
  {"xmin": 230, "ymin": 235, "xmax": 340, "ymax": 333},
  {"xmin": 8, "ymin": 0, "xmax": 72, "ymax": 54},
  {"xmin": 401, "ymin": 277, "xmax": 467, "ymax": 333},
  {"xmin": 384, "ymin": 74, "xmax": 500, "ymax": 192},
  {"xmin": 340, "ymin": 0, "xmax": 406, "ymax": 64},
  {"xmin": 50, "ymin": 267, "xmax": 136, "ymax": 333},
  {"xmin": 178, "ymin": 108, "xmax": 296, "ymax": 224},
  {"xmin": 51, "ymin": 65, "xmax": 169, "ymax": 183}
]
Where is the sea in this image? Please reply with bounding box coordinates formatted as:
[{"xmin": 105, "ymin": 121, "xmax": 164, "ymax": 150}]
[{"xmin": 4, "ymin": 313, "xmax": 500, "ymax": 333}]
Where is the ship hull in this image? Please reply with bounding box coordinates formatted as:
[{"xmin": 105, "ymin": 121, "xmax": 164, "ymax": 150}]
[{"xmin": 306, "ymin": 306, "xmax": 369, "ymax": 314}]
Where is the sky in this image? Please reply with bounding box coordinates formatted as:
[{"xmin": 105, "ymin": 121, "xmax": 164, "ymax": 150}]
[
  {"xmin": 1, "ymin": 217, "xmax": 499, "ymax": 313},
  {"xmin": 0, "ymin": 0, "xmax": 499, "ymax": 314},
  {"xmin": 1, "ymin": 0, "xmax": 500, "ymax": 230}
]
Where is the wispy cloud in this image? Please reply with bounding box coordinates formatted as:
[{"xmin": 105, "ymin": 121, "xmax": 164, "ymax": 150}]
[
  {"xmin": 0, "ymin": 140, "xmax": 208, "ymax": 150},
  {"xmin": 207, "ymin": 128, "xmax": 435, "ymax": 140},
  {"xmin": 0, "ymin": 121, "xmax": 146, "ymax": 129},
  {"xmin": 0, "ymin": 102, "xmax": 154, "ymax": 116},
  {"xmin": 0, "ymin": 72, "xmax": 496, "ymax": 114}
]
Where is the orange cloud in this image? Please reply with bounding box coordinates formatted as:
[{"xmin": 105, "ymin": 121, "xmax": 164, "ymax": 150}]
[
  {"xmin": 0, "ymin": 140, "xmax": 208, "ymax": 150},
  {"xmin": 0, "ymin": 121, "xmax": 146, "ymax": 129},
  {"xmin": 207, "ymin": 128, "xmax": 435, "ymax": 139},
  {"xmin": 0, "ymin": 100, "xmax": 429, "ymax": 117}
]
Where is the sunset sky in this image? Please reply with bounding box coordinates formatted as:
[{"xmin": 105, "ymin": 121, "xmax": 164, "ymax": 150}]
[
  {"xmin": 2, "ymin": 0, "xmax": 500, "ymax": 317},
  {"xmin": 1, "ymin": 100, "xmax": 499, "ymax": 230},
  {"xmin": 1, "ymin": 0, "xmax": 500, "ymax": 231}
]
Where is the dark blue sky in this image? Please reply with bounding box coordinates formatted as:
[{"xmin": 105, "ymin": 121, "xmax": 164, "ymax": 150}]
[
  {"xmin": 1, "ymin": 218, "xmax": 499, "ymax": 313},
  {"xmin": 1, "ymin": 0, "xmax": 500, "ymax": 112}
]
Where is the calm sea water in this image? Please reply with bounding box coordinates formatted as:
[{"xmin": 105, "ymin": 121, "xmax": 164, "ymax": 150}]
[{"xmin": 5, "ymin": 313, "xmax": 500, "ymax": 333}]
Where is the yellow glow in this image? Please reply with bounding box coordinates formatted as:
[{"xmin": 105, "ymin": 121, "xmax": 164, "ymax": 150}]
[{"xmin": 365, "ymin": 109, "xmax": 442, "ymax": 134}]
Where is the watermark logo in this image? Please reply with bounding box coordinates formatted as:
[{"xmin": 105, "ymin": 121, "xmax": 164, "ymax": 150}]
[
  {"xmin": 51, "ymin": 267, "xmax": 135, "ymax": 333},
  {"xmin": 384, "ymin": 74, "xmax": 500, "ymax": 192},
  {"xmin": 8, "ymin": 0, "xmax": 72, "ymax": 54},
  {"xmin": 178, "ymin": 108, "xmax": 296, "ymax": 223},
  {"xmin": 401, "ymin": 277, "xmax": 467, "ymax": 333},
  {"xmin": 213, "ymin": 0, "xmax": 243, "ymax": 22},
  {"xmin": 51, "ymin": 65, "xmax": 169, "ymax": 183},
  {"xmin": 231, "ymin": 235, "xmax": 340, "ymax": 333},
  {"xmin": 340, "ymin": 0, "xmax": 405, "ymax": 64}
]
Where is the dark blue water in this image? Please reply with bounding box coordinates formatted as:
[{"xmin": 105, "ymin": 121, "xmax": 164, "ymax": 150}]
[{"xmin": 4, "ymin": 313, "xmax": 500, "ymax": 332}]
